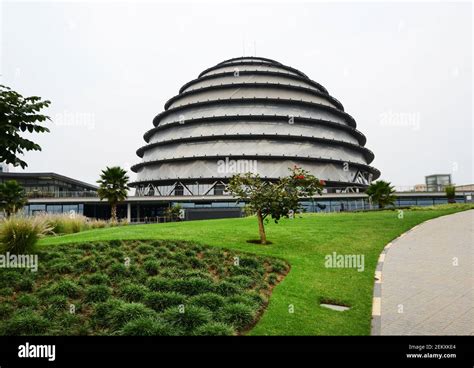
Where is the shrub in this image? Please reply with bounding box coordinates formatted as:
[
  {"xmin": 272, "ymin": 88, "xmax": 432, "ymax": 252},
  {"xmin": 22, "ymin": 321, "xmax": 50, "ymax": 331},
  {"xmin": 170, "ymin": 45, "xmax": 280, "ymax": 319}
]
[
  {"xmin": 76, "ymin": 256, "xmax": 97, "ymax": 273},
  {"xmin": 270, "ymin": 259, "xmax": 288, "ymax": 273},
  {"xmin": 193, "ymin": 322, "xmax": 235, "ymax": 336},
  {"xmin": 0, "ymin": 303, "xmax": 13, "ymax": 318},
  {"xmin": 86, "ymin": 273, "xmax": 111, "ymax": 286},
  {"xmin": 109, "ymin": 303, "xmax": 156, "ymax": 329},
  {"xmin": 17, "ymin": 294, "xmax": 39, "ymax": 308},
  {"xmin": 147, "ymin": 276, "xmax": 172, "ymax": 292},
  {"xmin": 119, "ymin": 283, "xmax": 148, "ymax": 302},
  {"xmin": 159, "ymin": 267, "xmax": 180, "ymax": 278},
  {"xmin": 109, "ymin": 262, "xmax": 128, "ymax": 277},
  {"xmin": 162, "ymin": 305, "xmax": 212, "ymax": 332},
  {"xmin": 229, "ymin": 266, "xmax": 260, "ymax": 277},
  {"xmin": 92, "ymin": 299, "xmax": 124, "ymax": 326},
  {"xmin": 77, "ymin": 243, "xmax": 93, "ymax": 250},
  {"xmin": 50, "ymin": 260, "xmax": 73, "ymax": 274},
  {"xmin": 0, "ymin": 287, "xmax": 14, "ymax": 296},
  {"xmin": 172, "ymin": 277, "xmax": 215, "ymax": 296},
  {"xmin": 93, "ymin": 242, "xmax": 108, "ymax": 251},
  {"xmin": 0, "ymin": 309, "xmax": 49, "ymax": 335},
  {"xmin": 156, "ymin": 259, "xmax": 179, "ymax": 268},
  {"xmin": 155, "ymin": 247, "xmax": 172, "ymax": 258},
  {"xmin": 41, "ymin": 214, "xmax": 89, "ymax": 234},
  {"xmin": 15, "ymin": 277, "xmax": 34, "ymax": 292},
  {"xmin": 43, "ymin": 295, "xmax": 67, "ymax": 320},
  {"xmin": 38, "ymin": 251, "xmax": 62, "ymax": 262},
  {"xmin": 137, "ymin": 244, "xmax": 154, "ymax": 254},
  {"xmin": 109, "ymin": 239, "xmax": 123, "ymax": 248},
  {"xmin": 227, "ymin": 275, "xmax": 255, "ymax": 288},
  {"xmin": 179, "ymin": 270, "xmax": 213, "ymax": 281},
  {"xmin": 44, "ymin": 295, "xmax": 67, "ymax": 312},
  {"xmin": 268, "ymin": 273, "xmax": 279, "ymax": 285},
  {"xmin": 85, "ymin": 285, "xmax": 111, "ymax": 303},
  {"xmin": 164, "ymin": 242, "xmax": 177, "ymax": 251},
  {"xmin": 239, "ymin": 257, "xmax": 261, "ymax": 269},
  {"xmin": 108, "ymin": 249, "xmax": 125, "ymax": 260},
  {"xmin": 51, "ymin": 312, "xmax": 82, "ymax": 333},
  {"xmin": 219, "ymin": 303, "xmax": 256, "ymax": 329},
  {"xmin": 184, "ymin": 249, "xmax": 197, "ymax": 258},
  {"xmin": 143, "ymin": 260, "xmax": 160, "ymax": 276},
  {"xmin": 88, "ymin": 219, "xmax": 108, "ymax": 229},
  {"xmin": 69, "ymin": 217, "xmax": 84, "ymax": 233},
  {"xmin": 0, "ymin": 270, "xmax": 22, "ymax": 289},
  {"xmin": 215, "ymin": 281, "xmax": 241, "ymax": 296},
  {"xmin": 144, "ymin": 292, "xmax": 186, "ymax": 312},
  {"xmin": 50, "ymin": 279, "xmax": 81, "ymax": 298},
  {"xmin": 119, "ymin": 317, "xmax": 178, "ymax": 336},
  {"xmin": 188, "ymin": 293, "xmax": 225, "ymax": 311},
  {"xmin": 172, "ymin": 251, "xmax": 189, "ymax": 264},
  {"xmin": 225, "ymin": 295, "xmax": 259, "ymax": 309},
  {"xmin": 246, "ymin": 290, "xmax": 267, "ymax": 307},
  {"xmin": 188, "ymin": 257, "xmax": 205, "ymax": 269},
  {"xmin": 0, "ymin": 215, "xmax": 52, "ymax": 253}
]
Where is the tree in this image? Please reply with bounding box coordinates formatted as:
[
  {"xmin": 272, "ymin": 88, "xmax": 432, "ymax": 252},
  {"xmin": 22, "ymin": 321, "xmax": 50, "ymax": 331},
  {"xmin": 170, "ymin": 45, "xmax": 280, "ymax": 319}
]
[
  {"xmin": 164, "ymin": 204, "xmax": 183, "ymax": 221},
  {"xmin": 445, "ymin": 185, "xmax": 456, "ymax": 203},
  {"xmin": 228, "ymin": 166, "xmax": 324, "ymax": 244},
  {"xmin": 0, "ymin": 85, "xmax": 50, "ymax": 169},
  {"xmin": 0, "ymin": 180, "xmax": 27, "ymax": 217},
  {"xmin": 97, "ymin": 167, "xmax": 129, "ymax": 222},
  {"xmin": 366, "ymin": 180, "xmax": 396, "ymax": 209}
]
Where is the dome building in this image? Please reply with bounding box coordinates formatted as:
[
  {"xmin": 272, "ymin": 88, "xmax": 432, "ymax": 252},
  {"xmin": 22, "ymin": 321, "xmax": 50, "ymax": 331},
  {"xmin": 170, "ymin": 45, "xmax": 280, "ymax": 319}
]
[{"xmin": 131, "ymin": 56, "xmax": 380, "ymax": 198}]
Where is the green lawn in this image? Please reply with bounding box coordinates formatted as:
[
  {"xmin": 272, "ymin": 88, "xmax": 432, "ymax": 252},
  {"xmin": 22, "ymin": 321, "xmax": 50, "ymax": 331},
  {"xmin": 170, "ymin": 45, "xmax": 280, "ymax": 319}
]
[{"xmin": 39, "ymin": 206, "xmax": 472, "ymax": 335}]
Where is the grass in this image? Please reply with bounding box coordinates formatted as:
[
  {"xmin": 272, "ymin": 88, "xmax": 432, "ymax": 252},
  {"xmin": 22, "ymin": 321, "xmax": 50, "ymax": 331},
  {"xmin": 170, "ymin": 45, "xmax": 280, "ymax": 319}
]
[
  {"xmin": 0, "ymin": 240, "xmax": 287, "ymax": 336},
  {"xmin": 36, "ymin": 204, "xmax": 473, "ymax": 335}
]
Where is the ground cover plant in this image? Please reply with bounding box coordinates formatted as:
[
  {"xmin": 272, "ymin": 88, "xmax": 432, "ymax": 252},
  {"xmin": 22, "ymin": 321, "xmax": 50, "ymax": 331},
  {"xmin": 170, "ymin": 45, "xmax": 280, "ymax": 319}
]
[
  {"xmin": 37, "ymin": 205, "xmax": 473, "ymax": 335},
  {"xmin": 0, "ymin": 240, "xmax": 288, "ymax": 336}
]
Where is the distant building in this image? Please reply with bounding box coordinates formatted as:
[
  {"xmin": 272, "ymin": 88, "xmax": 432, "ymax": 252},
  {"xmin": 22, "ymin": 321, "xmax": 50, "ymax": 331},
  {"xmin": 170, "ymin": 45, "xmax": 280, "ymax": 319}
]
[
  {"xmin": 4, "ymin": 171, "xmax": 471, "ymax": 221},
  {"xmin": 455, "ymin": 184, "xmax": 474, "ymax": 192},
  {"xmin": 0, "ymin": 172, "xmax": 97, "ymax": 198},
  {"xmin": 0, "ymin": 163, "xmax": 9, "ymax": 173},
  {"xmin": 425, "ymin": 174, "xmax": 452, "ymax": 192}
]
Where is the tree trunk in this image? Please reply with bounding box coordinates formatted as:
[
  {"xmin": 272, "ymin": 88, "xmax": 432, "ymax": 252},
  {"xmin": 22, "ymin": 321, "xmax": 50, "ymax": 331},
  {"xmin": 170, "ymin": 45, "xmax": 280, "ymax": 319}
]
[
  {"xmin": 256, "ymin": 210, "xmax": 267, "ymax": 245},
  {"xmin": 111, "ymin": 204, "xmax": 117, "ymax": 222}
]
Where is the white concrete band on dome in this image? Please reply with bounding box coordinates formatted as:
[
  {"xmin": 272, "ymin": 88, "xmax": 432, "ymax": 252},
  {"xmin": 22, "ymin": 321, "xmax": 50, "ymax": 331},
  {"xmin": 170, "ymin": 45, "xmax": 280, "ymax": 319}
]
[{"xmin": 130, "ymin": 57, "xmax": 380, "ymax": 195}]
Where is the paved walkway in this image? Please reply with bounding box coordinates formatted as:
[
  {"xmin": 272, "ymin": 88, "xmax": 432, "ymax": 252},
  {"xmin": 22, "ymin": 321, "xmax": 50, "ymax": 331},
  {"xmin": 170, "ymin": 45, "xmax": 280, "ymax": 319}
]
[{"xmin": 379, "ymin": 210, "xmax": 473, "ymax": 335}]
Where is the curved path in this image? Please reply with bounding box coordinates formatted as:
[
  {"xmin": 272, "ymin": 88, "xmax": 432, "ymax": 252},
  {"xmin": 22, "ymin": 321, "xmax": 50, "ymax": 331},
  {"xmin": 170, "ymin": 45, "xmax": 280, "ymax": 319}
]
[{"xmin": 376, "ymin": 210, "xmax": 473, "ymax": 335}]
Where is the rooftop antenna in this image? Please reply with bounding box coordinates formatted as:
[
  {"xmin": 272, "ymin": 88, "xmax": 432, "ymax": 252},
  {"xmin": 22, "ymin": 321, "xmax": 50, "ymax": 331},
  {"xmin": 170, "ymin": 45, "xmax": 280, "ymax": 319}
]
[{"xmin": 254, "ymin": 41, "xmax": 256, "ymax": 57}]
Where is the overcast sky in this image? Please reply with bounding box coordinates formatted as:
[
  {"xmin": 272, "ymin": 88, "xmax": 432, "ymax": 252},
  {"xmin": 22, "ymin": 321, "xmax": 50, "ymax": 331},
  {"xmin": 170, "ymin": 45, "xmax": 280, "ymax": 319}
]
[{"xmin": 1, "ymin": 1, "xmax": 472, "ymax": 188}]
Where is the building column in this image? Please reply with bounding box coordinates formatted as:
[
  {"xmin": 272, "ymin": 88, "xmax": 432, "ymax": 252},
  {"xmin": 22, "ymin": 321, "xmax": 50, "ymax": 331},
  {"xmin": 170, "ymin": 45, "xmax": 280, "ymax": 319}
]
[{"xmin": 127, "ymin": 203, "xmax": 131, "ymax": 223}]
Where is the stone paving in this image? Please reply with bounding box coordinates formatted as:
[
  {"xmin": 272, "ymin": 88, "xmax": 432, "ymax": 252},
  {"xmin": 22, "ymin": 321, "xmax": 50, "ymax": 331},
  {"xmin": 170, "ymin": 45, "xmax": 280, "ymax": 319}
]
[{"xmin": 380, "ymin": 210, "xmax": 473, "ymax": 335}]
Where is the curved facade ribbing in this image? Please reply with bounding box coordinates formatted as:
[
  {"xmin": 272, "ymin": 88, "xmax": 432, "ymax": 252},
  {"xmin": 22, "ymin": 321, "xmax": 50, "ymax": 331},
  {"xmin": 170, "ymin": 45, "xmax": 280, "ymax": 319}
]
[{"xmin": 131, "ymin": 57, "xmax": 380, "ymax": 196}]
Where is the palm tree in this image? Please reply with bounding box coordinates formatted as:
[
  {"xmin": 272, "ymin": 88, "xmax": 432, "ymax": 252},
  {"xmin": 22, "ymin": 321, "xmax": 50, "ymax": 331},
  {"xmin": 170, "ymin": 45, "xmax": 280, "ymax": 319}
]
[
  {"xmin": 0, "ymin": 180, "xmax": 27, "ymax": 217},
  {"xmin": 366, "ymin": 180, "xmax": 396, "ymax": 209},
  {"xmin": 97, "ymin": 166, "xmax": 129, "ymax": 222}
]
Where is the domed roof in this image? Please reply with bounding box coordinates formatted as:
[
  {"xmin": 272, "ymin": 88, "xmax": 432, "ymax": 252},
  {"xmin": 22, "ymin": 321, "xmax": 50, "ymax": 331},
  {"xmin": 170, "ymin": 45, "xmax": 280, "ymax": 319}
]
[{"xmin": 131, "ymin": 56, "xmax": 380, "ymax": 193}]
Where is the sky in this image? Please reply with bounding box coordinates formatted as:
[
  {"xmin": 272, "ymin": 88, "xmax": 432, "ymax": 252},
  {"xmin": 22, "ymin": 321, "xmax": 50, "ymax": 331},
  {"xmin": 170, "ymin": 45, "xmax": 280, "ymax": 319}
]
[{"xmin": 1, "ymin": 0, "xmax": 472, "ymax": 188}]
